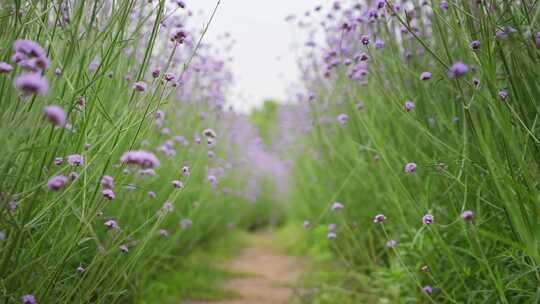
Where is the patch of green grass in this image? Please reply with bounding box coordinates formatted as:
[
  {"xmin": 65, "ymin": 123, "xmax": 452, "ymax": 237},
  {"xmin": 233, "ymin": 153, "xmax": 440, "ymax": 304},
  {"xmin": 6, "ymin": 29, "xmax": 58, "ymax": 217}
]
[{"xmin": 136, "ymin": 232, "xmax": 247, "ymax": 304}]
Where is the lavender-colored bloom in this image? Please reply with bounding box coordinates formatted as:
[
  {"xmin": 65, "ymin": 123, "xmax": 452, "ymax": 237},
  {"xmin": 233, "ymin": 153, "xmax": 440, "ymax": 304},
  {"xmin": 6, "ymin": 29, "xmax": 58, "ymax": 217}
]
[
  {"xmin": 337, "ymin": 113, "xmax": 348, "ymax": 125},
  {"xmin": 152, "ymin": 69, "xmax": 160, "ymax": 78},
  {"xmin": 419, "ymin": 72, "xmax": 432, "ymax": 81},
  {"xmin": 104, "ymin": 220, "xmax": 118, "ymax": 230},
  {"xmin": 54, "ymin": 157, "xmax": 63, "ymax": 166},
  {"xmin": 422, "ymin": 213, "xmax": 434, "ymax": 225},
  {"xmin": 470, "ymin": 40, "xmax": 480, "ymax": 50},
  {"xmin": 172, "ymin": 180, "xmax": 184, "ymax": 189},
  {"xmin": 356, "ymin": 101, "xmax": 364, "ymax": 110},
  {"xmin": 164, "ymin": 72, "xmax": 175, "ymax": 82},
  {"xmin": 472, "ymin": 78, "xmax": 480, "ymax": 87},
  {"xmin": 102, "ymin": 189, "xmax": 115, "ymax": 200},
  {"xmin": 180, "ymin": 218, "xmax": 193, "ymax": 229},
  {"xmin": 386, "ymin": 240, "xmax": 397, "ymax": 248},
  {"xmin": 21, "ymin": 294, "xmax": 37, "ymax": 304},
  {"xmin": 422, "ymin": 285, "xmax": 433, "ymax": 295},
  {"xmin": 148, "ymin": 191, "xmax": 156, "ymax": 199},
  {"xmin": 88, "ymin": 59, "xmax": 99, "ymax": 73},
  {"xmin": 182, "ymin": 166, "xmax": 190, "ymax": 176},
  {"xmin": 498, "ymin": 90, "xmax": 508, "ymax": 101},
  {"xmin": 175, "ymin": 0, "xmax": 186, "ymax": 8},
  {"xmin": 207, "ymin": 150, "xmax": 215, "ymax": 158},
  {"xmin": 67, "ymin": 154, "xmax": 84, "ymax": 166},
  {"xmin": 47, "ymin": 175, "xmax": 68, "ymax": 190},
  {"xmin": 43, "ymin": 105, "xmax": 66, "ymax": 127},
  {"xmin": 203, "ymin": 128, "xmax": 217, "ymax": 138},
  {"xmin": 404, "ymin": 101, "xmax": 415, "ymax": 111},
  {"xmin": 0, "ymin": 62, "xmax": 13, "ymax": 73},
  {"xmin": 327, "ymin": 232, "xmax": 337, "ymax": 239},
  {"xmin": 55, "ymin": 68, "xmax": 62, "ymax": 76},
  {"xmin": 439, "ymin": 1, "xmax": 448, "ymax": 10},
  {"xmin": 462, "ymin": 210, "xmax": 474, "ymax": 221},
  {"xmin": 120, "ymin": 150, "xmax": 160, "ymax": 168},
  {"xmin": 119, "ymin": 244, "xmax": 129, "ymax": 253},
  {"xmin": 535, "ymin": 32, "xmax": 540, "ymax": 49},
  {"xmin": 331, "ymin": 202, "xmax": 344, "ymax": 211},
  {"xmin": 15, "ymin": 73, "xmax": 48, "ymax": 95},
  {"xmin": 159, "ymin": 229, "xmax": 168, "ymax": 237},
  {"xmin": 373, "ymin": 214, "xmax": 386, "ymax": 223},
  {"xmin": 132, "ymin": 81, "xmax": 147, "ymax": 92},
  {"xmin": 374, "ymin": 39, "xmax": 385, "ymax": 49},
  {"xmin": 101, "ymin": 175, "xmax": 114, "ymax": 189},
  {"xmin": 404, "ymin": 162, "xmax": 417, "ymax": 173},
  {"xmin": 162, "ymin": 201, "xmax": 173, "ymax": 213},
  {"xmin": 207, "ymin": 175, "xmax": 217, "ymax": 186},
  {"xmin": 69, "ymin": 171, "xmax": 79, "ymax": 180},
  {"xmin": 448, "ymin": 62, "xmax": 469, "ymax": 79},
  {"xmin": 303, "ymin": 220, "xmax": 311, "ymax": 229},
  {"xmin": 360, "ymin": 35, "xmax": 370, "ymax": 46}
]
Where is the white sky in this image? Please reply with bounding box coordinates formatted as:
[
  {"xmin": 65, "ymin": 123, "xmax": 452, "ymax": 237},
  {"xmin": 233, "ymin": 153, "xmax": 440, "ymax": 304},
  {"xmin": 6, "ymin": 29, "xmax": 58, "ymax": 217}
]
[{"xmin": 189, "ymin": 0, "xmax": 319, "ymax": 112}]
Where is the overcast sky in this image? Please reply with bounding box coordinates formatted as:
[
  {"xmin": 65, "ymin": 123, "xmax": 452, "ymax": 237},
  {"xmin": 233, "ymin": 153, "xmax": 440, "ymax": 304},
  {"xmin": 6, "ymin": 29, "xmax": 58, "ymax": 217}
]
[{"xmin": 189, "ymin": 0, "xmax": 319, "ymax": 112}]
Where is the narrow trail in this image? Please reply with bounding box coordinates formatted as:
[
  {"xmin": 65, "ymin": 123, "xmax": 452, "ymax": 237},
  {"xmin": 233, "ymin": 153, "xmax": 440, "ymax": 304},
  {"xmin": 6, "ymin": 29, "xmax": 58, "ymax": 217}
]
[{"xmin": 184, "ymin": 231, "xmax": 304, "ymax": 304}]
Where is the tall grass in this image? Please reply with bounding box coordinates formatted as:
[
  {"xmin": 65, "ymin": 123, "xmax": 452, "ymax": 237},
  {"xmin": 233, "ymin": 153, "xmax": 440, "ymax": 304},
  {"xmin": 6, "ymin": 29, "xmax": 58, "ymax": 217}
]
[
  {"xmin": 0, "ymin": 1, "xmax": 267, "ymax": 303},
  {"xmin": 283, "ymin": 0, "xmax": 540, "ymax": 302}
]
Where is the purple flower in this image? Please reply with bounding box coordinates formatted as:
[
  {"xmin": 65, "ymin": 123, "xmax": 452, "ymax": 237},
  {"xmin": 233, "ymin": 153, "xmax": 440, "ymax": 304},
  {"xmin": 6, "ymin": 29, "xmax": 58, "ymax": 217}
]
[
  {"xmin": 67, "ymin": 154, "xmax": 84, "ymax": 166},
  {"xmin": 337, "ymin": 113, "xmax": 348, "ymax": 125},
  {"xmin": 13, "ymin": 39, "xmax": 46, "ymax": 58},
  {"xmin": 119, "ymin": 244, "xmax": 129, "ymax": 253},
  {"xmin": 164, "ymin": 72, "xmax": 175, "ymax": 82},
  {"xmin": 162, "ymin": 201, "xmax": 173, "ymax": 213},
  {"xmin": 43, "ymin": 105, "xmax": 66, "ymax": 127},
  {"xmin": 303, "ymin": 220, "xmax": 311, "ymax": 229},
  {"xmin": 54, "ymin": 157, "xmax": 63, "ymax": 166},
  {"xmin": 374, "ymin": 39, "xmax": 385, "ymax": 49},
  {"xmin": 331, "ymin": 202, "xmax": 344, "ymax": 211},
  {"xmin": 102, "ymin": 189, "xmax": 115, "ymax": 200},
  {"xmin": 404, "ymin": 162, "xmax": 417, "ymax": 173},
  {"xmin": 404, "ymin": 100, "xmax": 415, "ymax": 111},
  {"xmin": 12, "ymin": 39, "xmax": 49, "ymax": 71},
  {"xmin": 15, "ymin": 73, "xmax": 48, "ymax": 95},
  {"xmin": 0, "ymin": 62, "xmax": 13, "ymax": 73},
  {"xmin": 439, "ymin": 1, "xmax": 449, "ymax": 10},
  {"xmin": 207, "ymin": 175, "xmax": 217, "ymax": 186},
  {"xmin": 120, "ymin": 150, "xmax": 160, "ymax": 168},
  {"xmin": 498, "ymin": 90, "xmax": 508, "ymax": 101},
  {"xmin": 172, "ymin": 180, "xmax": 184, "ymax": 189},
  {"xmin": 148, "ymin": 191, "xmax": 156, "ymax": 199},
  {"xmin": 373, "ymin": 214, "xmax": 386, "ymax": 223},
  {"xmin": 462, "ymin": 210, "xmax": 474, "ymax": 221},
  {"xmin": 47, "ymin": 175, "xmax": 68, "ymax": 190},
  {"xmin": 104, "ymin": 219, "xmax": 118, "ymax": 230},
  {"xmin": 360, "ymin": 35, "xmax": 370, "ymax": 46},
  {"xmin": 422, "ymin": 213, "xmax": 434, "ymax": 225},
  {"xmin": 152, "ymin": 69, "xmax": 160, "ymax": 78},
  {"xmin": 422, "ymin": 285, "xmax": 433, "ymax": 295},
  {"xmin": 419, "ymin": 72, "xmax": 432, "ymax": 81},
  {"xmin": 159, "ymin": 229, "xmax": 169, "ymax": 237},
  {"xmin": 101, "ymin": 175, "xmax": 114, "ymax": 189},
  {"xmin": 171, "ymin": 29, "xmax": 187, "ymax": 44},
  {"xmin": 472, "ymin": 78, "xmax": 480, "ymax": 87},
  {"xmin": 180, "ymin": 218, "xmax": 193, "ymax": 229},
  {"xmin": 69, "ymin": 171, "xmax": 79, "ymax": 180},
  {"xmin": 470, "ymin": 40, "xmax": 480, "ymax": 50},
  {"xmin": 203, "ymin": 128, "xmax": 217, "ymax": 139},
  {"xmin": 175, "ymin": 0, "xmax": 186, "ymax": 8},
  {"xmin": 132, "ymin": 81, "xmax": 147, "ymax": 92},
  {"xmin": 21, "ymin": 294, "xmax": 37, "ymax": 304},
  {"xmin": 535, "ymin": 32, "xmax": 540, "ymax": 49},
  {"xmin": 386, "ymin": 240, "xmax": 397, "ymax": 248},
  {"xmin": 448, "ymin": 62, "xmax": 469, "ymax": 79},
  {"xmin": 182, "ymin": 166, "xmax": 190, "ymax": 176}
]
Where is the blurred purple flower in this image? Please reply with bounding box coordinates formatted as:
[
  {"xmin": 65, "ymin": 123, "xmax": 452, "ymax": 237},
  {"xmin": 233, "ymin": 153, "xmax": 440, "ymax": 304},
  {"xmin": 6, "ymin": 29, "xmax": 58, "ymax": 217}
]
[
  {"xmin": 404, "ymin": 101, "xmax": 415, "ymax": 111},
  {"xmin": 120, "ymin": 150, "xmax": 160, "ymax": 168},
  {"xmin": 422, "ymin": 285, "xmax": 433, "ymax": 295},
  {"xmin": 43, "ymin": 105, "xmax": 66, "ymax": 127},
  {"xmin": 462, "ymin": 210, "xmax": 474, "ymax": 221},
  {"xmin": 102, "ymin": 189, "xmax": 115, "ymax": 200},
  {"xmin": 21, "ymin": 294, "xmax": 37, "ymax": 304},
  {"xmin": 448, "ymin": 62, "xmax": 469, "ymax": 79},
  {"xmin": 101, "ymin": 175, "xmax": 114, "ymax": 189},
  {"xmin": 15, "ymin": 73, "xmax": 48, "ymax": 95},
  {"xmin": 373, "ymin": 214, "xmax": 386, "ymax": 223},
  {"xmin": 104, "ymin": 220, "xmax": 118, "ymax": 230},
  {"xmin": 0, "ymin": 62, "xmax": 13, "ymax": 73},
  {"xmin": 470, "ymin": 40, "xmax": 480, "ymax": 50},
  {"xmin": 47, "ymin": 175, "xmax": 68, "ymax": 190},
  {"xmin": 331, "ymin": 202, "xmax": 344, "ymax": 211},
  {"xmin": 423, "ymin": 213, "xmax": 434, "ymax": 225},
  {"xmin": 337, "ymin": 113, "xmax": 348, "ymax": 125},
  {"xmin": 386, "ymin": 240, "xmax": 397, "ymax": 248},
  {"xmin": 420, "ymin": 72, "xmax": 432, "ymax": 81},
  {"xmin": 132, "ymin": 81, "xmax": 147, "ymax": 92},
  {"xmin": 67, "ymin": 154, "xmax": 84, "ymax": 166},
  {"xmin": 498, "ymin": 90, "xmax": 508, "ymax": 101},
  {"xmin": 404, "ymin": 163, "xmax": 417, "ymax": 173}
]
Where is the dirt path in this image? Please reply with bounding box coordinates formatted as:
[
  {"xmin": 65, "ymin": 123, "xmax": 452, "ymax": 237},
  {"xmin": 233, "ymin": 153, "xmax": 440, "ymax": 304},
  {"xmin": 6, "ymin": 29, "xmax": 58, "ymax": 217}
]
[{"xmin": 184, "ymin": 231, "xmax": 304, "ymax": 304}]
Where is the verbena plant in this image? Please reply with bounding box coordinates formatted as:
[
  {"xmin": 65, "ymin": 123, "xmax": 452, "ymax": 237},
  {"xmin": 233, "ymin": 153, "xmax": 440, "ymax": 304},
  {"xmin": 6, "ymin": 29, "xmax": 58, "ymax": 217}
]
[
  {"xmin": 284, "ymin": 0, "xmax": 540, "ymax": 302},
  {"xmin": 0, "ymin": 1, "xmax": 268, "ymax": 303}
]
